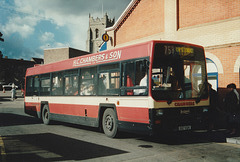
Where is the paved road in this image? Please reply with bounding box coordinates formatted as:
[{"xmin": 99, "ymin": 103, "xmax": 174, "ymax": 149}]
[{"xmin": 0, "ymin": 91, "xmax": 240, "ymax": 162}]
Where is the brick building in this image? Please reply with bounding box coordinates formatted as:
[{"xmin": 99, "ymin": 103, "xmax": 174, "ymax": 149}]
[{"xmin": 105, "ymin": 0, "xmax": 240, "ymax": 90}]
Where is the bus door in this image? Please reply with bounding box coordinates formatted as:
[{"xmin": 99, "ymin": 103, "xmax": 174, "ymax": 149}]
[
  {"xmin": 31, "ymin": 75, "xmax": 40, "ymax": 100},
  {"xmin": 25, "ymin": 75, "xmax": 40, "ymax": 113}
]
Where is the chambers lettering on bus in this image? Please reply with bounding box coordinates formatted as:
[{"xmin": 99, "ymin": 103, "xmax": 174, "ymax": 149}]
[{"xmin": 73, "ymin": 50, "xmax": 122, "ymax": 67}]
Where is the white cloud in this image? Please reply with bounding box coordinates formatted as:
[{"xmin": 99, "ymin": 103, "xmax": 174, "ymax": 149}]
[
  {"xmin": 11, "ymin": 0, "xmax": 131, "ymax": 50},
  {"xmin": 11, "ymin": 0, "xmax": 90, "ymax": 50},
  {"xmin": 39, "ymin": 42, "xmax": 69, "ymax": 50},
  {"xmin": 1, "ymin": 0, "xmax": 131, "ymax": 60},
  {"xmin": 1, "ymin": 15, "xmax": 38, "ymax": 38},
  {"xmin": 40, "ymin": 32, "xmax": 55, "ymax": 43}
]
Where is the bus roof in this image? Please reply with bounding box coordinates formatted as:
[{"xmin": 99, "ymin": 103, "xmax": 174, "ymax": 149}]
[{"xmin": 26, "ymin": 40, "xmax": 203, "ymax": 76}]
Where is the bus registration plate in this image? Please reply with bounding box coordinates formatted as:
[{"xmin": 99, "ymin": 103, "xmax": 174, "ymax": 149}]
[{"xmin": 178, "ymin": 125, "xmax": 191, "ymax": 131}]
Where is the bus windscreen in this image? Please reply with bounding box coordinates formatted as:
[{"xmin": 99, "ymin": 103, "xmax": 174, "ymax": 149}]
[{"xmin": 151, "ymin": 43, "xmax": 208, "ymax": 101}]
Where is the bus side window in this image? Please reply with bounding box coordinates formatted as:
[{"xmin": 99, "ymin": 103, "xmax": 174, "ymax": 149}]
[
  {"xmin": 98, "ymin": 72, "xmax": 120, "ymax": 95},
  {"xmin": 52, "ymin": 72, "xmax": 64, "ymax": 96},
  {"xmin": 73, "ymin": 76, "xmax": 79, "ymax": 95},
  {"xmin": 98, "ymin": 63, "xmax": 120, "ymax": 96},
  {"xmin": 98, "ymin": 73, "xmax": 107, "ymax": 95},
  {"xmin": 40, "ymin": 74, "xmax": 50, "ymax": 96},
  {"xmin": 80, "ymin": 67, "xmax": 96, "ymax": 96},
  {"xmin": 126, "ymin": 74, "xmax": 133, "ymax": 95},
  {"xmin": 64, "ymin": 69, "xmax": 79, "ymax": 96},
  {"xmin": 26, "ymin": 76, "xmax": 34, "ymax": 96},
  {"xmin": 64, "ymin": 76, "xmax": 72, "ymax": 95},
  {"xmin": 121, "ymin": 62, "xmax": 134, "ymax": 95},
  {"xmin": 64, "ymin": 75, "xmax": 78, "ymax": 96},
  {"xmin": 33, "ymin": 76, "xmax": 40, "ymax": 96},
  {"xmin": 134, "ymin": 60, "xmax": 148, "ymax": 95},
  {"xmin": 121, "ymin": 60, "xmax": 148, "ymax": 96}
]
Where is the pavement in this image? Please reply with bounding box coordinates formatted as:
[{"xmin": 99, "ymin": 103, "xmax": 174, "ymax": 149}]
[
  {"xmin": 226, "ymin": 137, "xmax": 240, "ymax": 145},
  {"xmin": 0, "ymin": 90, "xmax": 24, "ymax": 109},
  {"xmin": 1, "ymin": 90, "xmax": 240, "ymax": 145}
]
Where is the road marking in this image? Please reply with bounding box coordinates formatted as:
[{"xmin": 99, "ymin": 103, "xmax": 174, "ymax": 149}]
[{"xmin": 0, "ymin": 136, "xmax": 6, "ymax": 162}]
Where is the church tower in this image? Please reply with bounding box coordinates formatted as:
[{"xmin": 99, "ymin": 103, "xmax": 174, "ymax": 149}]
[{"xmin": 86, "ymin": 13, "xmax": 114, "ymax": 53}]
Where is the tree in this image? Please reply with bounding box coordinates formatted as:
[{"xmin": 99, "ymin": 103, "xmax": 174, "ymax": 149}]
[
  {"xmin": 0, "ymin": 32, "xmax": 3, "ymax": 58},
  {"xmin": 0, "ymin": 32, "xmax": 4, "ymax": 42}
]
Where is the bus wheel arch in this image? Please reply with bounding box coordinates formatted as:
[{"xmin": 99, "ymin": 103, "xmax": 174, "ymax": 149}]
[{"xmin": 41, "ymin": 102, "xmax": 51, "ymax": 125}]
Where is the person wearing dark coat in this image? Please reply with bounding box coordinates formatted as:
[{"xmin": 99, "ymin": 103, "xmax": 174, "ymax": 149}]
[
  {"xmin": 208, "ymin": 83, "xmax": 219, "ymax": 131},
  {"xmin": 224, "ymin": 83, "xmax": 240, "ymax": 135}
]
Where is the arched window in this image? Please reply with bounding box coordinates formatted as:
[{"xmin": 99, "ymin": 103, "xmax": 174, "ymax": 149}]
[
  {"xmin": 90, "ymin": 29, "xmax": 93, "ymax": 40},
  {"xmin": 206, "ymin": 58, "xmax": 218, "ymax": 91},
  {"xmin": 95, "ymin": 29, "xmax": 99, "ymax": 38}
]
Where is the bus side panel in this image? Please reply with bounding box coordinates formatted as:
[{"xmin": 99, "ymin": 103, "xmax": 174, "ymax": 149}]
[
  {"xmin": 48, "ymin": 103, "xmax": 99, "ymax": 127},
  {"xmin": 50, "ymin": 113, "xmax": 99, "ymax": 127},
  {"xmin": 48, "ymin": 103, "xmax": 99, "ymax": 118},
  {"xmin": 24, "ymin": 102, "xmax": 41, "ymax": 118},
  {"xmin": 116, "ymin": 107, "xmax": 149, "ymax": 124},
  {"xmin": 118, "ymin": 121, "xmax": 151, "ymax": 135}
]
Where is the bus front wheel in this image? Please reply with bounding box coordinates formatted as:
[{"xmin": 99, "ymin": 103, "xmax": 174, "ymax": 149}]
[
  {"xmin": 42, "ymin": 105, "xmax": 51, "ymax": 125},
  {"xmin": 102, "ymin": 108, "xmax": 118, "ymax": 138}
]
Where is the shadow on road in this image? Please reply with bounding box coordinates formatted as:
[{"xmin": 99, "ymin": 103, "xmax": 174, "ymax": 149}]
[
  {"xmin": 117, "ymin": 130, "xmax": 228, "ymax": 146},
  {"xmin": 47, "ymin": 121, "xmax": 229, "ymax": 146},
  {"xmin": 2, "ymin": 133, "xmax": 128, "ymax": 161},
  {"xmin": 0, "ymin": 113, "xmax": 41, "ymax": 126},
  {"xmin": 136, "ymin": 131, "xmax": 227, "ymax": 145},
  {"xmin": 0, "ymin": 112, "xmax": 229, "ymax": 150},
  {"xmin": 0, "ymin": 96, "xmax": 11, "ymax": 102}
]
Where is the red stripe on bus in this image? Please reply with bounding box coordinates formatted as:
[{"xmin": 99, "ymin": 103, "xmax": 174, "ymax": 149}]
[
  {"xmin": 49, "ymin": 103, "xmax": 99, "ymax": 118},
  {"xmin": 116, "ymin": 107, "xmax": 149, "ymax": 124},
  {"xmin": 25, "ymin": 102, "xmax": 41, "ymax": 112},
  {"xmin": 25, "ymin": 102, "xmax": 150, "ymax": 124}
]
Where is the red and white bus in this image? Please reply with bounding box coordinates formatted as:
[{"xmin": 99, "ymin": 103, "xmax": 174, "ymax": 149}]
[{"xmin": 24, "ymin": 40, "xmax": 209, "ymax": 137}]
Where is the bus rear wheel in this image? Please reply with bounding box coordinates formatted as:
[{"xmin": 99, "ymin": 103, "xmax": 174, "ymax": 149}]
[
  {"xmin": 102, "ymin": 108, "xmax": 118, "ymax": 138},
  {"xmin": 42, "ymin": 105, "xmax": 51, "ymax": 125}
]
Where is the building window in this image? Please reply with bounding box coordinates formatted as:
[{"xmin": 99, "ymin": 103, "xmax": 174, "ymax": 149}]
[
  {"xmin": 95, "ymin": 29, "xmax": 99, "ymax": 38},
  {"xmin": 206, "ymin": 58, "xmax": 218, "ymax": 91}
]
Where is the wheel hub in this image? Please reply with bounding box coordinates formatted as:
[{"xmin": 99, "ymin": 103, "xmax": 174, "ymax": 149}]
[{"xmin": 105, "ymin": 115, "xmax": 113, "ymax": 130}]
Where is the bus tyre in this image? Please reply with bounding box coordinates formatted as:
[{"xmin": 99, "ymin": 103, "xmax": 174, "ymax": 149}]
[
  {"xmin": 42, "ymin": 105, "xmax": 51, "ymax": 125},
  {"xmin": 102, "ymin": 108, "xmax": 118, "ymax": 138}
]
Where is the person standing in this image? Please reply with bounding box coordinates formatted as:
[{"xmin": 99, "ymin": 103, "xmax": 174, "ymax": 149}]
[
  {"xmin": 11, "ymin": 83, "xmax": 16, "ymax": 101},
  {"xmin": 208, "ymin": 83, "xmax": 219, "ymax": 131},
  {"xmin": 138, "ymin": 71, "xmax": 148, "ymax": 95},
  {"xmin": 224, "ymin": 83, "xmax": 240, "ymax": 135}
]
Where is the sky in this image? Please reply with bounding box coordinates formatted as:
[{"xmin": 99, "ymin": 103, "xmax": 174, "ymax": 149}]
[{"xmin": 0, "ymin": 0, "xmax": 131, "ymax": 60}]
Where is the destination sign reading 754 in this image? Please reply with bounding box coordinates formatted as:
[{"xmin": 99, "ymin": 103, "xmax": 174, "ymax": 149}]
[{"xmin": 164, "ymin": 45, "xmax": 194, "ymax": 57}]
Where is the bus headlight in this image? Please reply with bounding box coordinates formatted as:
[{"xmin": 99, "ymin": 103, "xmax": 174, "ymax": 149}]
[
  {"xmin": 156, "ymin": 109, "xmax": 164, "ymax": 116},
  {"xmin": 203, "ymin": 108, "xmax": 208, "ymax": 112}
]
